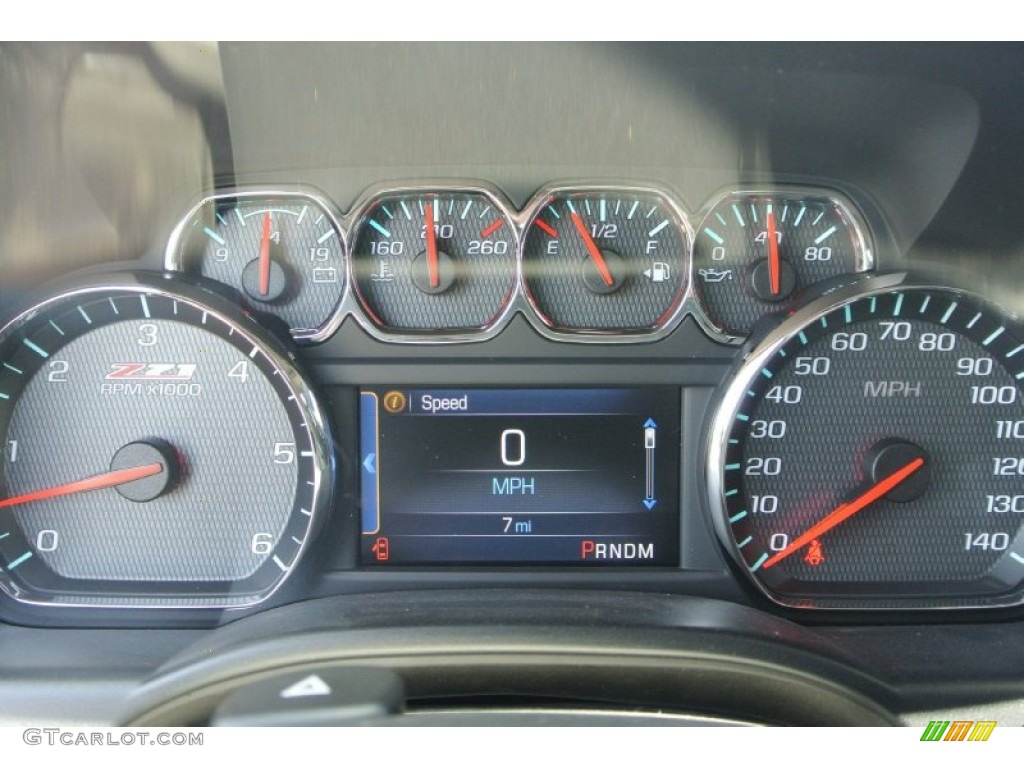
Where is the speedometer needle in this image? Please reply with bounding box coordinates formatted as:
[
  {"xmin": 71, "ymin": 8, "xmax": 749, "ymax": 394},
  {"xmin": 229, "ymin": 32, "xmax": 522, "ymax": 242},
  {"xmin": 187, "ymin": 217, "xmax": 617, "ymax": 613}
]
[
  {"xmin": 763, "ymin": 456, "xmax": 925, "ymax": 569},
  {"xmin": 0, "ymin": 463, "xmax": 164, "ymax": 510},
  {"xmin": 766, "ymin": 210, "xmax": 781, "ymax": 296},
  {"xmin": 258, "ymin": 211, "xmax": 272, "ymax": 297},
  {"xmin": 570, "ymin": 211, "xmax": 615, "ymax": 287},
  {"xmin": 425, "ymin": 201, "xmax": 440, "ymax": 289}
]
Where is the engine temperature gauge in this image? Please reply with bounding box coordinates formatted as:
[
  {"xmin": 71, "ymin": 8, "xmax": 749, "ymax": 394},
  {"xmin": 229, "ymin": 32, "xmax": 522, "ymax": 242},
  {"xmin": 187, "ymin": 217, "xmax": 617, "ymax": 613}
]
[
  {"xmin": 350, "ymin": 187, "xmax": 518, "ymax": 338},
  {"xmin": 166, "ymin": 188, "xmax": 346, "ymax": 342}
]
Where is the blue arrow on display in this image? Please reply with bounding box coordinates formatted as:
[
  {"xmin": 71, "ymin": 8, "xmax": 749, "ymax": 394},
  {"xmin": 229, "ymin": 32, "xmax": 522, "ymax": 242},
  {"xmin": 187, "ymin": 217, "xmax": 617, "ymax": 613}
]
[
  {"xmin": 643, "ymin": 419, "xmax": 657, "ymax": 509},
  {"xmin": 363, "ymin": 452, "xmax": 376, "ymax": 474}
]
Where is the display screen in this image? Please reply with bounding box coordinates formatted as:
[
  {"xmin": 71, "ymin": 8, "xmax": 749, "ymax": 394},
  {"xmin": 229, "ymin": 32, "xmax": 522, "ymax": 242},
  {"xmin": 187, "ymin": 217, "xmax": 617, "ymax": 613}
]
[{"xmin": 359, "ymin": 388, "xmax": 680, "ymax": 565}]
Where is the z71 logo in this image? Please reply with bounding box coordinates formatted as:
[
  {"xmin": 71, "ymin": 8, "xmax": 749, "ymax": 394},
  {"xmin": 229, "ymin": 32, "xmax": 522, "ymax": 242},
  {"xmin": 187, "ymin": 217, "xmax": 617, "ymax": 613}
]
[{"xmin": 105, "ymin": 363, "xmax": 197, "ymax": 381}]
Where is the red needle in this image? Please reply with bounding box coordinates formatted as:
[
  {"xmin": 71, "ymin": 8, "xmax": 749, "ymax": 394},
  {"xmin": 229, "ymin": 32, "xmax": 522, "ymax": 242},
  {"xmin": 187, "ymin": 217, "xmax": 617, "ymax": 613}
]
[
  {"xmin": 767, "ymin": 210, "xmax": 781, "ymax": 296},
  {"xmin": 570, "ymin": 211, "xmax": 615, "ymax": 287},
  {"xmin": 480, "ymin": 219, "xmax": 504, "ymax": 239},
  {"xmin": 0, "ymin": 463, "xmax": 164, "ymax": 510},
  {"xmin": 259, "ymin": 211, "xmax": 272, "ymax": 297},
  {"xmin": 425, "ymin": 202, "xmax": 440, "ymax": 289},
  {"xmin": 535, "ymin": 220, "xmax": 558, "ymax": 238},
  {"xmin": 762, "ymin": 456, "xmax": 925, "ymax": 569}
]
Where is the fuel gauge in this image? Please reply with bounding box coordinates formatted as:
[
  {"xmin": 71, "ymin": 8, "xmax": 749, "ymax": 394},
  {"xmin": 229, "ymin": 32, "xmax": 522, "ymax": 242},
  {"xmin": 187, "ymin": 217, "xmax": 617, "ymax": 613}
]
[
  {"xmin": 521, "ymin": 186, "xmax": 689, "ymax": 336},
  {"xmin": 166, "ymin": 188, "xmax": 346, "ymax": 341}
]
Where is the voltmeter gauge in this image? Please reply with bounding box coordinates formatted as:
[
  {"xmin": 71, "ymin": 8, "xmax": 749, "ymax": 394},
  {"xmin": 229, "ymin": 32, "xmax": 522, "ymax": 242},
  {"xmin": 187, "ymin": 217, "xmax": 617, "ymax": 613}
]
[{"xmin": 166, "ymin": 188, "xmax": 347, "ymax": 342}]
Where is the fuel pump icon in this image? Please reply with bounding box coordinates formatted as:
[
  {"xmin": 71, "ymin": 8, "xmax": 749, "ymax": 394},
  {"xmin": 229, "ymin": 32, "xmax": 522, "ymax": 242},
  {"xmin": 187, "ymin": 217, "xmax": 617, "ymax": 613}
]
[{"xmin": 644, "ymin": 262, "xmax": 670, "ymax": 282}]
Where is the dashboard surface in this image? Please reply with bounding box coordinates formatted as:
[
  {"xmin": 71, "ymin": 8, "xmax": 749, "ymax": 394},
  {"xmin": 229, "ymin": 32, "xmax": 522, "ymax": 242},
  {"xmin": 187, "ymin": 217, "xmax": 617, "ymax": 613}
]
[{"xmin": 1, "ymin": 41, "xmax": 1024, "ymax": 727}]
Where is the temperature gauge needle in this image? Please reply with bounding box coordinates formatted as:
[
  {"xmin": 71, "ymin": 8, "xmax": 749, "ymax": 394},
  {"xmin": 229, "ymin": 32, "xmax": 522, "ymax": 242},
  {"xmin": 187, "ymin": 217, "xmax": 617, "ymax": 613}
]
[
  {"xmin": 570, "ymin": 211, "xmax": 615, "ymax": 287},
  {"xmin": 258, "ymin": 211, "xmax": 272, "ymax": 297},
  {"xmin": 763, "ymin": 456, "xmax": 925, "ymax": 569},
  {"xmin": 425, "ymin": 202, "xmax": 440, "ymax": 289},
  {"xmin": 766, "ymin": 210, "xmax": 781, "ymax": 296},
  {"xmin": 0, "ymin": 463, "xmax": 164, "ymax": 510}
]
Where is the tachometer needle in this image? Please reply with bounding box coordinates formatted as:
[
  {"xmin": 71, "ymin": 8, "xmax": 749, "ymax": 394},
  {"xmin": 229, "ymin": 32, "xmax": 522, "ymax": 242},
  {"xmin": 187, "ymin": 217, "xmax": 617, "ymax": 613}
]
[
  {"xmin": 763, "ymin": 456, "xmax": 925, "ymax": 569},
  {"xmin": 425, "ymin": 202, "xmax": 440, "ymax": 289},
  {"xmin": 570, "ymin": 211, "xmax": 615, "ymax": 287},
  {"xmin": 766, "ymin": 210, "xmax": 781, "ymax": 296},
  {"xmin": 259, "ymin": 211, "xmax": 272, "ymax": 297},
  {"xmin": 0, "ymin": 463, "xmax": 164, "ymax": 510}
]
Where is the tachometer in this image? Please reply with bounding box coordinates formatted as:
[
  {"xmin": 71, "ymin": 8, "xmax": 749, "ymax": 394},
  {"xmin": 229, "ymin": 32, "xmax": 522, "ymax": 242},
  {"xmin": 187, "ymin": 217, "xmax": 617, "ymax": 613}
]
[
  {"xmin": 709, "ymin": 275, "xmax": 1024, "ymax": 609},
  {"xmin": 0, "ymin": 275, "xmax": 330, "ymax": 607}
]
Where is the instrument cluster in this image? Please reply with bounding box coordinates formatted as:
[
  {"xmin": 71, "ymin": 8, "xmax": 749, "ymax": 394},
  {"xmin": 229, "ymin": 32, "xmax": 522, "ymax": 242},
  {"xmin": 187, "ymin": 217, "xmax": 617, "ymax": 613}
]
[{"xmin": 3, "ymin": 178, "xmax": 1024, "ymax": 621}]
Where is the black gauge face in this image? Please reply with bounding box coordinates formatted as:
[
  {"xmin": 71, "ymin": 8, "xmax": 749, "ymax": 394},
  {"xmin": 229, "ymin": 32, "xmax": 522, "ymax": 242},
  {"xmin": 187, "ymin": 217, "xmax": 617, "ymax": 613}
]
[
  {"xmin": 0, "ymin": 283, "xmax": 328, "ymax": 607},
  {"xmin": 170, "ymin": 192, "xmax": 346, "ymax": 340},
  {"xmin": 693, "ymin": 191, "xmax": 871, "ymax": 337},
  {"xmin": 521, "ymin": 190, "xmax": 688, "ymax": 333},
  {"xmin": 712, "ymin": 285, "xmax": 1024, "ymax": 609},
  {"xmin": 351, "ymin": 191, "xmax": 517, "ymax": 334}
]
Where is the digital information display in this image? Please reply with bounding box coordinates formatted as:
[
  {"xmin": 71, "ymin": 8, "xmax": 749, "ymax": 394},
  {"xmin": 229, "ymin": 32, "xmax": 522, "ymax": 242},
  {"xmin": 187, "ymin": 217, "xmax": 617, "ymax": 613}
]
[{"xmin": 359, "ymin": 388, "xmax": 680, "ymax": 566}]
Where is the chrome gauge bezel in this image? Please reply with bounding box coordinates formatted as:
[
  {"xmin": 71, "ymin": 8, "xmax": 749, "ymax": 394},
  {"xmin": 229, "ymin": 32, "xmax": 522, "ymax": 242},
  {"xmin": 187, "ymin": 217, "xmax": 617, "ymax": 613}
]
[
  {"xmin": 706, "ymin": 271, "xmax": 1024, "ymax": 611},
  {"xmin": 165, "ymin": 181, "xmax": 877, "ymax": 346},
  {"xmin": 517, "ymin": 182, "xmax": 695, "ymax": 342},
  {"xmin": 690, "ymin": 186, "xmax": 876, "ymax": 345},
  {"xmin": 0, "ymin": 273, "xmax": 333, "ymax": 610},
  {"xmin": 344, "ymin": 180, "xmax": 522, "ymax": 344},
  {"xmin": 163, "ymin": 185, "xmax": 350, "ymax": 344}
]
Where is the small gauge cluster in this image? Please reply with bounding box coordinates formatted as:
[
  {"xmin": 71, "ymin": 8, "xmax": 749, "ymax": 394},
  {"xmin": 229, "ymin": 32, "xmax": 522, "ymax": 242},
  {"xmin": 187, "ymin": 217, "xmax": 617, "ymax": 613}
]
[{"xmin": 164, "ymin": 182, "xmax": 875, "ymax": 344}]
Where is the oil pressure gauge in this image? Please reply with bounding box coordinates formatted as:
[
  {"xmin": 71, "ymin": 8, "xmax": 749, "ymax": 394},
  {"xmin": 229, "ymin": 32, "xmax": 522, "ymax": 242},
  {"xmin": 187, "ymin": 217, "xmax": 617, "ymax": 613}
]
[
  {"xmin": 692, "ymin": 189, "xmax": 873, "ymax": 339},
  {"xmin": 166, "ymin": 188, "xmax": 347, "ymax": 342}
]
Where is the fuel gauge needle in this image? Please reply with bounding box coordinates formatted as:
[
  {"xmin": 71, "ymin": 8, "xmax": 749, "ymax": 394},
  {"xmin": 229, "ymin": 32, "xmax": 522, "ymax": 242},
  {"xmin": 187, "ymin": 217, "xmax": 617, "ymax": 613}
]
[
  {"xmin": 425, "ymin": 202, "xmax": 440, "ymax": 289},
  {"xmin": 0, "ymin": 463, "xmax": 164, "ymax": 509},
  {"xmin": 258, "ymin": 211, "xmax": 273, "ymax": 297},
  {"xmin": 570, "ymin": 211, "xmax": 615, "ymax": 287},
  {"xmin": 766, "ymin": 210, "xmax": 781, "ymax": 296},
  {"xmin": 763, "ymin": 456, "xmax": 925, "ymax": 569}
]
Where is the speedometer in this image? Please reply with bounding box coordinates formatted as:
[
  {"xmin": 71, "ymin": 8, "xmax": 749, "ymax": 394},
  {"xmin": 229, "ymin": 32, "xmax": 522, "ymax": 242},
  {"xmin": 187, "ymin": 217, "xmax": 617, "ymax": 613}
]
[{"xmin": 708, "ymin": 275, "xmax": 1024, "ymax": 609}]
